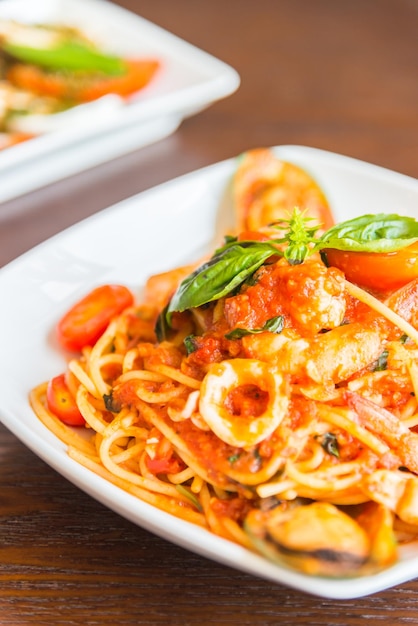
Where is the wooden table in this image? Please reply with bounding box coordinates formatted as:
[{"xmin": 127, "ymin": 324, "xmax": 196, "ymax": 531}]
[{"xmin": 1, "ymin": 1, "xmax": 417, "ymax": 623}]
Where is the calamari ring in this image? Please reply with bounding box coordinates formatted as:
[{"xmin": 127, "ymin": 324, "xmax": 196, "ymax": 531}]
[{"xmin": 199, "ymin": 358, "xmax": 289, "ymax": 448}]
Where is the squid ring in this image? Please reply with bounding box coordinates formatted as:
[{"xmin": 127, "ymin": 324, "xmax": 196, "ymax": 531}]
[{"xmin": 199, "ymin": 359, "xmax": 289, "ymax": 448}]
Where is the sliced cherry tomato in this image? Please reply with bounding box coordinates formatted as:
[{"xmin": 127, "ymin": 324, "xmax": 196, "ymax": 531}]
[
  {"xmin": 46, "ymin": 374, "xmax": 85, "ymax": 426},
  {"xmin": 146, "ymin": 455, "xmax": 185, "ymax": 475},
  {"xmin": 7, "ymin": 64, "xmax": 67, "ymax": 99},
  {"xmin": 324, "ymin": 242, "xmax": 418, "ymax": 292},
  {"xmin": 79, "ymin": 60, "xmax": 160, "ymax": 102},
  {"xmin": 7, "ymin": 59, "xmax": 159, "ymax": 103},
  {"xmin": 57, "ymin": 284, "xmax": 134, "ymax": 352}
]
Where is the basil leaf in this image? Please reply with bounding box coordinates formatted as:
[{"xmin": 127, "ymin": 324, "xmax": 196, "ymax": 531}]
[
  {"xmin": 175, "ymin": 485, "xmax": 203, "ymax": 511},
  {"xmin": 155, "ymin": 304, "xmax": 170, "ymax": 342},
  {"xmin": 167, "ymin": 242, "xmax": 277, "ymax": 314},
  {"xmin": 373, "ymin": 350, "xmax": 389, "ymax": 371},
  {"xmin": 225, "ymin": 316, "xmax": 284, "ymax": 340},
  {"xmin": 184, "ymin": 335, "xmax": 198, "ymax": 355},
  {"xmin": 317, "ymin": 214, "xmax": 418, "ymax": 253},
  {"xmin": 4, "ymin": 41, "xmax": 126, "ymax": 75}
]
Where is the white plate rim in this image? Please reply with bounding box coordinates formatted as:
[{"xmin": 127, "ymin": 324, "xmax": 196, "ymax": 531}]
[
  {"xmin": 1, "ymin": 145, "xmax": 418, "ymax": 599},
  {"xmin": 0, "ymin": 0, "xmax": 240, "ymax": 198}
]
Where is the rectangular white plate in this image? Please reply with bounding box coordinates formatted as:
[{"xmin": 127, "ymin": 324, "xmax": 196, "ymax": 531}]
[
  {"xmin": 1, "ymin": 145, "xmax": 418, "ymax": 599},
  {"xmin": 0, "ymin": 0, "xmax": 240, "ymax": 202}
]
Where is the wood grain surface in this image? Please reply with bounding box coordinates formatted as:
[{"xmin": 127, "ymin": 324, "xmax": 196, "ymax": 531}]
[{"xmin": 1, "ymin": 1, "xmax": 418, "ymax": 624}]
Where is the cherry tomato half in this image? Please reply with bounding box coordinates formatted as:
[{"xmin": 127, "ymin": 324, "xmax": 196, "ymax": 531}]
[
  {"xmin": 7, "ymin": 59, "xmax": 159, "ymax": 103},
  {"xmin": 79, "ymin": 60, "xmax": 160, "ymax": 102},
  {"xmin": 57, "ymin": 284, "xmax": 134, "ymax": 352},
  {"xmin": 146, "ymin": 455, "xmax": 185, "ymax": 475},
  {"xmin": 46, "ymin": 374, "xmax": 85, "ymax": 426},
  {"xmin": 323, "ymin": 242, "xmax": 418, "ymax": 293}
]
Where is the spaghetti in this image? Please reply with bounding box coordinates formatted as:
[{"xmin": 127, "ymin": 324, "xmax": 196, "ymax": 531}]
[{"xmin": 30, "ymin": 153, "xmax": 418, "ymax": 578}]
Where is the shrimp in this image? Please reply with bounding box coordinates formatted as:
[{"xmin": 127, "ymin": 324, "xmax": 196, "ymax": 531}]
[
  {"xmin": 362, "ymin": 469, "xmax": 418, "ymax": 526},
  {"xmin": 243, "ymin": 322, "xmax": 384, "ymax": 385},
  {"xmin": 346, "ymin": 391, "xmax": 418, "ymax": 474},
  {"xmin": 143, "ymin": 263, "xmax": 198, "ymax": 310},
  {"xmin": 199, "ymin": 358, "xmax": 289, "ymax": 447},
  {"xmin": 224, "ymin": 258, "xmax": 347, "ymax": 336},
  {"xmin": 232, "ymin": 148, "xmax": 333, "ymax": 233},
  {"xmin": 385, "ymin": 278, "xmax": 418, "ymax": 334}
]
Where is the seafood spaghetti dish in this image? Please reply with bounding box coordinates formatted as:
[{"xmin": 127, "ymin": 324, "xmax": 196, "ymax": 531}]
[
  {"xmin": 0, "ymin": 19, "xmax": 159, "ymax": 148},
  {"xmin": 30, "ymin": 148, "xmax": 418, "ymax": 577}
]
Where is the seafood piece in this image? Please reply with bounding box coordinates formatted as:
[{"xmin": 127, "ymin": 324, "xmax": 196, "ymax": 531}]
[
  {"xmin": 199, "ymin": 358, "xmax": 289, "ymax": 447},
  {"xmin": 385, "ymin": 278, "xmax": 418, "ymax": 332},
  {"xmin": 346, "ymin": 391, "xmax": 418, "ymax": 474},
  {"xmin": 143, "ymin": 264, "xmax": 197, "ymax": 310},
  {"xmin": 279, "ymin": 259, "xmax": 346, "ymax": 335},
  {"xmin": 224, "ymin": 258, "xmax": 346, "ymax": 335},
  {"xmin": 362, "ymin": 469, "xmax": 418, "ymax": 526},
  {"xmin": 233, "ymin": 148, "xmax": 333, "ymax": 233},
  {"xmin": 245, "ymin": 502, "xmax": 371, "ymax": 576},
  {"xmin": 356, "ymin": 502, "xmax": 397, "ymax": 570},
  {"xmin": 243, "ymin": 322, "xmax": 383, "ymax": 385}
]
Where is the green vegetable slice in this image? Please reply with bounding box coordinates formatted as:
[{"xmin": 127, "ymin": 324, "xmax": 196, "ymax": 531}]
[{"xmin": 3, "ymin": 41, "xmax": 126, "ymax": 75}]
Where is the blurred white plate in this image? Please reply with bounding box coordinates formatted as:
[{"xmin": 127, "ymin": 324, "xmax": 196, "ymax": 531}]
[
  {"xmin": 0, "ymin": 0, "xmax": 240, "ymax": 201},
  {"xmin": 1, "ymin": 146, "xmax": 418, "ymax": 599}
]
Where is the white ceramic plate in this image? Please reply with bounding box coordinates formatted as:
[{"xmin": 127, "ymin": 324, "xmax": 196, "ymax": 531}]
[
  {"xmin": 0, "ymin": 0, "xmax": 240, "ymax": 202},
  {"xmin": 1, "ymin": 145, "xmax": 418, "ymax": 599}
]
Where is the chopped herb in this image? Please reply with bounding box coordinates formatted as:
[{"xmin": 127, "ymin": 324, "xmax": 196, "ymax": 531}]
[
  {"xmin": 228, "ymin": 453, "xmax": 241, "ymax": 464},
  {"xmin": 225, "ymin": 316, "xmax": 284, "ymax": 340},
  {"xmin": 155, "ymin": 303, "xmax": 170, "ymax": 342},
  {"xmin": 373, "ymin": 350, "xmax": 389, "ymax": 371},
  {"xmin": 184, "ymin": 334, "xmax": 198, "ymax": 355},
  {"xmin": 176, "ymin": 484, "xmax": 203, "ymax": 511},
  {"xmin": 253, "ymin": 448, "xmax": 262, "ymax": 462}
]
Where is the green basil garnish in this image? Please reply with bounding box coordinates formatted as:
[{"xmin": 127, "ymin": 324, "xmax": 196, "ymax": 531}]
[
  {"xmin": 184, "ymin": 334, "xmax": 198, "ymax": 354},
  {"xmin": 272, "ymin": 208, "xmax": 320, "ymax": 265},
  {"xmin": 167, "ymin": 242, "xmax": 277, "ymax": 316},
  {"xmin": 4, "ymin": 41, "xmax": 126, "ymax": 75},
  {"xmin": 159, "ymin": 210, "xmax": 418, "ymax": 332},
  {"xmin": 373, "ymin": 350, "xmax": 389, "ymax": 371},
  {"xmin": 225, "ymin": 316, "xmax": 284, "ymax": 340},
  {"xmin": 317, "ymin": 214, "xmax": 418, "ymax": 253},
  {"xmin": 155, "ymin": 304, "xmax": 170, "ymax": 342},
  {"xmin": 175, "ymin": 485, "xmax": 203, "ymax": 511}
]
